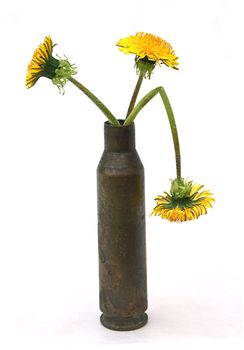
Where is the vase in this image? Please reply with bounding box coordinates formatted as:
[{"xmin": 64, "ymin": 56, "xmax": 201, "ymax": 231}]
[{"xmin": 97, "ymin": 120, "xmax": 148, "ymax": 331}]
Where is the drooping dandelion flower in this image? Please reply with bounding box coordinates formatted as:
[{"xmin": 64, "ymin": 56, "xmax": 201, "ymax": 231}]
[
  {"xmin": 117, "ymin": 32, "xmax": 179, "ymax": 78},
  {"xmin": 151, "ymin": 178, "xmax": 214, "ymax": 222},
  {"xmin": 26, "ymin": 35, "xmax": 76, "ymax": 91}
]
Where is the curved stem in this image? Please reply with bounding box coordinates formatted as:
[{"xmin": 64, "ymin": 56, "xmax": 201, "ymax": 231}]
[
  {"xmin": 68, "ymin": 77, "xmax": 120, "ymax": 126},
  {"xmin": 124, "ymin": 87, "xmax": 158, "ymax": 125},
  {"xmin": 124, "ymin": 86, "xmax": 181, "ymax": 179},
  {"xmin": 126, "ymin": 74, "xmax": 144, "ymax": 119}
]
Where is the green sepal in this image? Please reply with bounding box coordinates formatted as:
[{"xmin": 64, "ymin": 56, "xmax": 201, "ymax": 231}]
[
  {"xmin": 170, "ymin": 178, "xmax": 193, "ymax": 198},
  {"xmin": 52, "ymin": 58, "xmax": 77, "ymax": 92},
  {"xmin": 135, "ymin": 56, "xmax": 156, "ymax": 79}
]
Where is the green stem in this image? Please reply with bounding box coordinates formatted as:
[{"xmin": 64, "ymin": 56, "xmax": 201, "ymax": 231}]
[
  {"xmin": 124, "ymin": 86, "xmax": 181, "ymax": 179},
  {"xmin": 68, "ymin": 77, "xmax": 120, "ymax": 126},
  {"xmin": 125, "ymin": 74, "xmax": 144, "ymax": 119}
]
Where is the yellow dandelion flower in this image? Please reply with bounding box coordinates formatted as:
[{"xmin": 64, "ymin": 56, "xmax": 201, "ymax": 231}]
[
  {"xmin": 117, "ymin": 32, "xmax": 179, "ymax": 78},
  {"xmin": 151, "ymin": 178, "xmax": 214, "ymax": 222},
  {"xmin": 26, "ymin": 35, "xmax": 76, "ymax": 91}
]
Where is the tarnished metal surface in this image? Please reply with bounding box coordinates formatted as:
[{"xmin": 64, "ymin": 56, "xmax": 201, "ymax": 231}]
[{"xmin": 97, "ymin": 121, "xmax": 148, "ymax": 331}]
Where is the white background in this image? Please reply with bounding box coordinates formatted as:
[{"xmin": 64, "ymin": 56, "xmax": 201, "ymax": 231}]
[{"xmin": 0, "ymin": 0, "xmax": 243, "ymax": 349}]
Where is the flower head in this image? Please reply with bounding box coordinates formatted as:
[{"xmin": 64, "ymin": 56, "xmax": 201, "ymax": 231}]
[
  {"xmin": 26, "ymin": 36, "xmax": 77, "ymax": 91},
  {"xmin": 117, "ymin": 32, "xmax": 179, "ymax": 78},
  {"xmin": 151, "ymin": 178, "xmax": 214, "ymax": 222}
]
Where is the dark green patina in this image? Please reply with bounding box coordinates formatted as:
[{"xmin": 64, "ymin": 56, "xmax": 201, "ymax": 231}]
[{"xmin": 97, "ymin": 121, "xmax": 148, "ymax": 331}]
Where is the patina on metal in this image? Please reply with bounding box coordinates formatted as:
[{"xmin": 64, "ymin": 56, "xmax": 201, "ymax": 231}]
[{"xmin": 97, "ymin": 120, "xmax": 148, "ymax": 331}]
